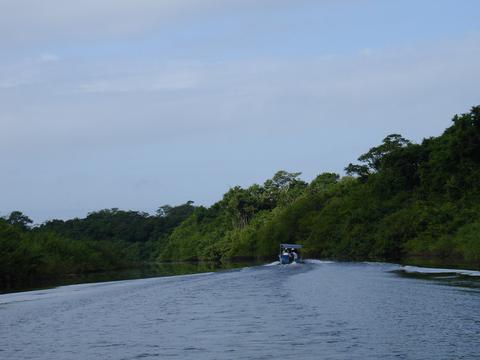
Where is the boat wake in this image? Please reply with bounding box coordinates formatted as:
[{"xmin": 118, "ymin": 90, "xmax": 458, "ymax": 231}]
[
  {"xmin": 400, "ymin": 265, "xmax": 480, "ymax": 277},
  {"xmin": 305, "ymin": 259, "xmax": 335, "ymax": 265},
  {"xmin": 263, "ymin": 261, "xmax": 280, "ymax": 267},
  {"xmin": 264, "ymin": 259, "xmax": 335, "ymax": 267}
]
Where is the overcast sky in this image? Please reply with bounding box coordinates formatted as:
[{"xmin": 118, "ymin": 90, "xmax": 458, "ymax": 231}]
[{"xmin": 1, "ymin": 0, "xmax": 479, "ymax": 223}]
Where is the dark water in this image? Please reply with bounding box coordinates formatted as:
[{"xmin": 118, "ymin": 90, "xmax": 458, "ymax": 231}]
[
  {"xmin": 1, "ymin": 261, "xmax": 479, "ymax": 359},
  {"xmin": 0, "ymin": 262, "xmax": 256, "ymax": 295}
]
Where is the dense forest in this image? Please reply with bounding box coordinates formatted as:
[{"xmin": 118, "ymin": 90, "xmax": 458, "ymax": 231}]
[
  {"xmin": 2, "ymin": 106, "xmax": 480, "ymax": 288},
  {"xmin": 0, "ymin": 204, "xmax": 195, "ymax": 289},
  {"xmin": 158, "ymin": 105, "xmax": 480, "ymax": 264}
]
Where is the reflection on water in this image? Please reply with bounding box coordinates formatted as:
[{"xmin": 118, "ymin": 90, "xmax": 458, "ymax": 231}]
[{"xmin": 0, "ymin": 261, "xmax": 259, "ymax": 295}]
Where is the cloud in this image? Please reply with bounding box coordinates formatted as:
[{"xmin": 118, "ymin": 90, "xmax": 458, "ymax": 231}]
[
  {"xmin": 1, "ymin": 35, "xmax": 479, "ymax": 156},
  {"xmin": 0, "ymin": 0, "xmax": 240, "ymax": 45},
  {"xmin": 0, "ymin": 53, "xmax": 61, "ymax": 89},
  {"xmin": 38, "ymin": 53, "xmax": 60, "ymax": 63},
  {"xmin": 0, "ymin": 0, "xmax": 323, "ymax": 48},
  {"xmin": 76, "ymin": 71, "xmax": 198, "ymax": 94},
  {"xmin": 1, "ymin": 25, "xmax": 479, "ymax": 222}
]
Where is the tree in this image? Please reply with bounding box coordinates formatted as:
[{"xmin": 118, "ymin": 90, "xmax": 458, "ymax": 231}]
[
  {"xmin": 156, "ymin": 205, "xmax": 173, "ymax": 217},
  {"xmin": 346, "ymin": 134, "xmax": 411, "ymax": 179},
  {"xmin": 264, "ymin": 170, "xmax": 303, "ymax": 190},
  {"xmin": 309, "ymin": 173, "xmax": 340, "ymax": 194},
  {"xmin": 345, "ymin": 164, "xmax": 370, "ymax": 179},
  {"xmin": 5, "ymin": 211, "xmax": 33, "ymax": 231},
  {"xmin": 263, "ymin": 170, "xmax": 307, "ymax": 207},
  {"xmin": 222, "ymin": 186, "xmax": 264, "ymax": 228}
]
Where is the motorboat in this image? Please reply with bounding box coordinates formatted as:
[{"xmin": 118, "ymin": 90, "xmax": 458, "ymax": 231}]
[{"xmin": 278, "ymin": 243, "xmax": 303, "ymax": 264}]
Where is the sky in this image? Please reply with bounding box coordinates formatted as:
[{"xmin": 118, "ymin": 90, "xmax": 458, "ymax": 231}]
[{"xmin": 1, "ymin": 0, "xmax": 479, "ymax": 223}]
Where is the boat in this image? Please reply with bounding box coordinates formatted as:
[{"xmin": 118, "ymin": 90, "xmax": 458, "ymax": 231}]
[{"xmin": 278, "ymin": 243, "xmax": 303, "ymax": 264}]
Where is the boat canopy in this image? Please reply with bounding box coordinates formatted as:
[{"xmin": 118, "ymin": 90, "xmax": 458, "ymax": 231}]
[{"xmin": 280, "ymin": 243, "xmax": 303, "ymax": 249}]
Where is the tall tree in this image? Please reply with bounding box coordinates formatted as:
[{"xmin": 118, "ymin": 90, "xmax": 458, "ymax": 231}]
[
  {"xmin": 5, "ymin": 211, "xmax": 33, "ymax": 231},
  {"xmin": 346, "ymin": 134, "xmax": 411, "ymax": 179}
]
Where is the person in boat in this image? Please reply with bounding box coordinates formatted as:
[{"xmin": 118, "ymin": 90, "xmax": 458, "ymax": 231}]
[
  {"xmin": 292, "ymin": 250, "xmax": 298, "ymax": 262},
  {"xmin": 279, "ymin": 244, "xmax": 303, "ymax": 264},
  {"xmin": 287, "ymin": 248, "xmax": 293, "ymax": 262}
]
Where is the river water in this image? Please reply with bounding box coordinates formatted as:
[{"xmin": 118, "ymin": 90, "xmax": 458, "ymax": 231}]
[{"xmin": 1, "ymin": 261, "xmax": 479, "ymax": 359}]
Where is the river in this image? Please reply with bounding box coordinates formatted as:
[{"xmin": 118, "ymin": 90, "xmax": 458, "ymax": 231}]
[{"xmin": 1, "ymin": 261, "xmax": 479, "ymax": 359}]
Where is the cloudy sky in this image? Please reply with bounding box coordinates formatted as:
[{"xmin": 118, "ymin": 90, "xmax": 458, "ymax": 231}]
[{"xmin": 1, "ymin": 0, "xmax": 479, "ymax": 222}]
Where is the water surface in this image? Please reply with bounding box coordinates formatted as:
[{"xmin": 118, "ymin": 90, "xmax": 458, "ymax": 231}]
[
  {"xmin": 1, "ymin": 261, "xmax": 479, "ymax": 359},
  {"xmin": 0, "ymin": 261, "xmax": 255, "ymax": 294}
]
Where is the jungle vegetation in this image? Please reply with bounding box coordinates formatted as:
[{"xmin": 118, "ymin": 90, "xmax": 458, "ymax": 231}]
[{"xmin": 2, "ymin": 106, "xmax": 480, "ymax": 287}]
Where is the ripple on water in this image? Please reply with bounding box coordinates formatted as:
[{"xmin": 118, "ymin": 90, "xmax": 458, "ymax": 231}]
[{"xmin": 0, "ymin": 261, "xmax": 479, "ymax": 359}]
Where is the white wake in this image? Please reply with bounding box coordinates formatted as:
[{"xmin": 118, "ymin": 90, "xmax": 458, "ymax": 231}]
[{"xmin": 400, "ymin": 265, "xmax": 480, "ymax": 277}]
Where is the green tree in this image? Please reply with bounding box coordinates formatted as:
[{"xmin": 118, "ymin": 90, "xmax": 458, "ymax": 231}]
[
  {"xmin": 5, "ymin": 211, "xmax": 33, "ymax": 231},
  {"xmin": 309, "ymin": 173, "xmax": 340, "ymax": 194},
  {"xmin": 346, "ymin": 134, "xmax": 411, "ymax": 179}
]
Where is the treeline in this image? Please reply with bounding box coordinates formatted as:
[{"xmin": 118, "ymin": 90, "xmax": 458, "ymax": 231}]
[
  {"xmin": 0, "ymin": 203, "xmax": 194, "ymax": 289},
  {"xmin": 2, "ymin": 106, "xmax": 480, "ymax": 287},
  {"xmin": 158, "ymin": 106, "xmax": 480, "ymax": 264}
]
